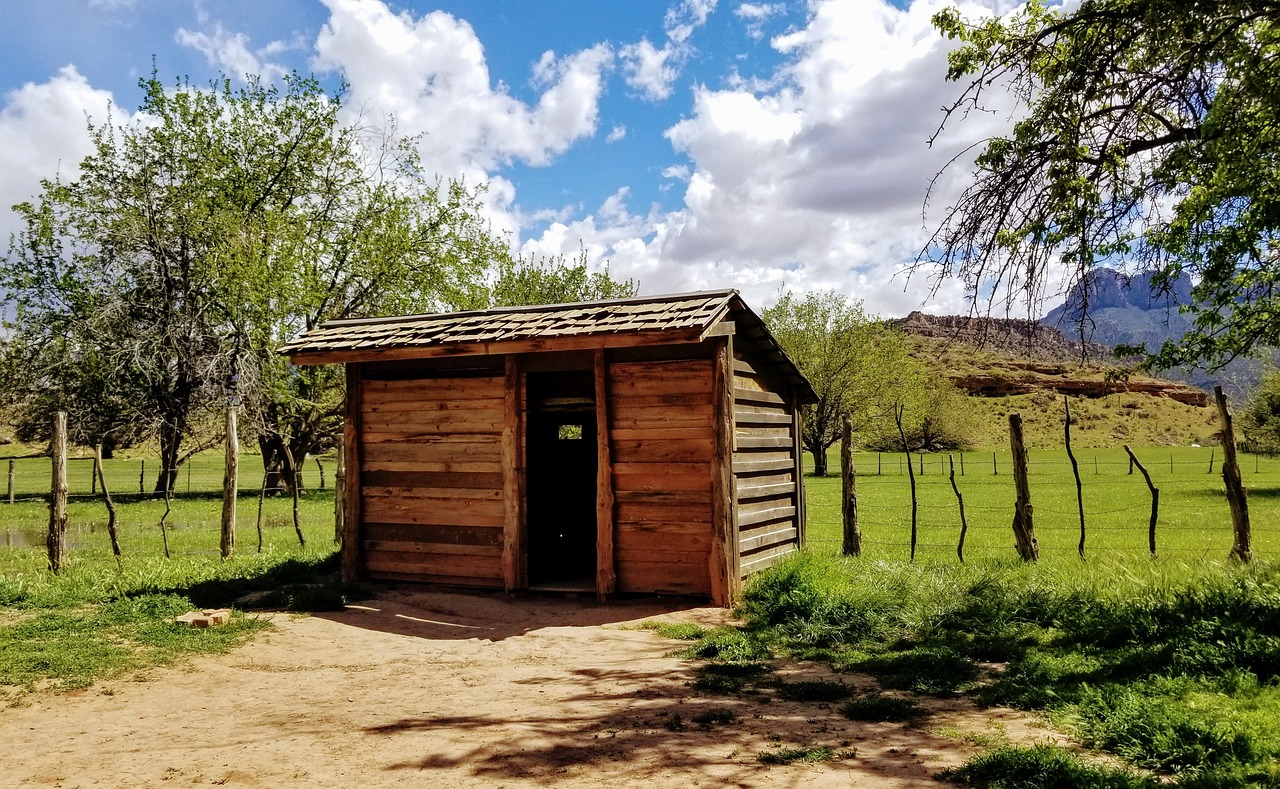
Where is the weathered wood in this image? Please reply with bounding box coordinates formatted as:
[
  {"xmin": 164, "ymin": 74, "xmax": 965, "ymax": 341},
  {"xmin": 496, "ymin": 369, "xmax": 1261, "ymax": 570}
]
[
  {"xmin": 362, "ymin": 470, "xmax": 503, "ymax": 489},
  {"xmin": 219, "ymin": 407, "xmax": 238, "ymax": 559},
  {"xmin": 791, "ymin": 392, "xmax": 806, "ymax": 548},
  {"xmin": 342, "ymin": 365, "xmax": 364, "ymax": 582},
  {"xmin": 948, "ymin": 454, "xmax": 968, "ymax": 563},
  {"xmin": 1215, "ymin": 386, "xmax": 1251, "ymax": 562},
  {"xmin": 501, "ymin": 355, "xmax": 524, "ymax": 591},
  {"xmin": 611, "ymin": 438, "xmax": 715, "ymax": 463},
  {"xmin": 895, "ymin": 404, "xmax": 918, "ymax": 562},
  {"xmin": 363, "ymin": 486, "xmax": 504, "ymax": 500},
  {"xmin": 738, "ymin": 524, "xmax": 797, "ymax": 552},
  {"xmin": 334, "ymin": 435, "xmax": 345, "ymax": 545},
  {"xmin": 360, "ymin": 439, "xmax": 502, "ymax": 464},
  {"xmin": 1064, "ymin": 397, "xmax": 1086, "ymax": 560},
  {"xmin": 616, "ymin": 530, "xmax": 710, "ymax": 552},
  {"xmin": 363, "ymin": 496, "xmax": 505, "ymax": 528},
  {"xmin": 612, "ymin": 463, "xmax": 713, "ymax": 491},
  {"xmin": 291, "ymin": 326, "xmax": 709, "ymax": 366},
  {"xmin": 1123, "ymin": 445, "xmax": 1160, "ymax": 557},
  {"xmin": 47, "ymin": 412, "xmax": 67, "ymax": 574},
  {"xmin": 361, "ymin": 459, "xmax": 503, "ymax": 474},
  {"xmin": 737, "ymin": 505, "xmax": 796, "ymax": 528},
  {"xmin": 256, "ymin": 469, "xmax": 268, "ymax": 553},
  {"xmin": 7, "ymin": 458, "xmax": 14, "ymax": 504},
  {"xmin": 595, "ymin": 349, "xmax": 616, "ymax": 599},
  {"xmin": 1008, "ymin": 412, "xmax": 1039, "ymax": 561},
  {"xmin": 841, "ymin": 415, "xmax": 860, "ymax": 557},
  {"xmin": 364, "ymin": 551, "xmax": 504, "ymax": 580},
  {"xmin": 365, "ymin": 522, "xmax": 502, "ymax": 545},
  {"xmin": 709, "ymin": 337, "xmax": 738, "ymax": 606},
  {"xmin": 364, "ymin": 540, "xmax": 504, "ymax": 557},
  {"xmin": 280, "ymin": 442, "xmax": 305, "ymax": 548},
  {"xmin": 736, "ymin": 481, "xmax": 796, "ymax": 501},
  {"xmin": 733, "ymin": 387, "xmax": 785, "ymax": 406},
  {"xmin": 617, "ymin": 520, "xmax": 714, "ymax": 535},
  {"xmin": 94, "ymin": 444, "xmax": 121, "ymax": 558},
  {"xmin": 733, "ymin": 458, "xmax": 795, "ymax": 475}
]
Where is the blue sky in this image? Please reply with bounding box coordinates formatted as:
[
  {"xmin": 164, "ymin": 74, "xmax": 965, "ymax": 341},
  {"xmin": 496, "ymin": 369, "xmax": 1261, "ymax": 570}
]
[{"xmin": 0, "ymin": 0, "xmax": 1013, "ymax": 316}]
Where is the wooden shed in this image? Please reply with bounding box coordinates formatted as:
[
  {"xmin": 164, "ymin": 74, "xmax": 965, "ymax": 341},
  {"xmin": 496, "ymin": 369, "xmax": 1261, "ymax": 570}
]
[{"xmin": 282, "ymin": 289, "xmax": 817, "ymax": 605}]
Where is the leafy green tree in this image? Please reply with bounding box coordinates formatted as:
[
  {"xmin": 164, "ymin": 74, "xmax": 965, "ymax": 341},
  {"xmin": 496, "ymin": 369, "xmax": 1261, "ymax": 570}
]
[
  {"xmin": 924, "ymin": 0, "xmax": 1280, "ymax": 372},
  {"xmin": 2, "ymin": 73, "xmax": 504, "ymax": 492},
  {"xmin": 490, "ymin": 252, "xmax": 636, "ymax": 307},
  {"xmin": 1241, "ymin": 370, "xmax": 1280, "ymax": 451},
  {"xmin": 763, "ymin": 290, "xmax": 920, "ymax": 475}
]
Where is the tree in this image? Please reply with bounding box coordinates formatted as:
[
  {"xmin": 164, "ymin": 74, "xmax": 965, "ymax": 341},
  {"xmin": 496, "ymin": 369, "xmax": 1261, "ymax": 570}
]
[
  {"xmin": 490, "ymin": 252, "xmax": 636, "ymax": 307},
  {"xmin": 763, "ymin": 290, "xmax": 917, "ymax": 475},
  {"xmin": 2, "ymin": 73, "xmax": 505, "ymax": 493},
  {"xmin": 923, "ymin": 0, "xmax": 1280, "ymax": 372},
  {"xmin": 1241, "ymin": 369, "xmax": 1280, "ymax": 451}
]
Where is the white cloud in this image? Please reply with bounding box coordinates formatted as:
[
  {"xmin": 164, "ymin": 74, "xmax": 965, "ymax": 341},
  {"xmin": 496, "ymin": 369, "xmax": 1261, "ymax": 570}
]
[
  {"xmin": 525, "ymin": 0, "xmax": 1009, "ymax": 316},
  {"xmin": 606, "ymin": 123, "xmax": 627, "ymax": 143},
  {"xmin": 0, "ymin": 67, "xmax": 123, "ymax": 241},
  {"xmin": 735, "ymin": 2, "xmax": 784, "ymax": 40},
  {"xmin": 175, "ymin": 25, "xmax": 288, "ymax": 81},
  {"xmin": 620, "ymin": 0, "xmax": 719, "ymax": 102}
]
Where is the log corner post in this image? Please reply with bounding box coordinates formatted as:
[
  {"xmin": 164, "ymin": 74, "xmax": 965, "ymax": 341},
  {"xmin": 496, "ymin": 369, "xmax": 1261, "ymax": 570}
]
[
  {"xmin": 501, "ymin": 355, "xmax": 526, "ymax": 593},
  {"xmin": 341, "ymin": 364, "xmax": 364, "ymax": 582},
  {"xmin": 1216, "ymin": 386, "xmax": 1251, "ymax": 563},
  {"xmin": 1008, "ymin": 412, "xmax": 1038, "ymax": 562},
  {"xmin": 710, "ymin": 335, "xmax": 740, "ymax": 607},
  {"xmin": 219, "ymin": 407, "xmax": 239, "ymax": 559},
  {"xmin": 594, "ymin": 349, "xmax": 616, "ymax": 601}
]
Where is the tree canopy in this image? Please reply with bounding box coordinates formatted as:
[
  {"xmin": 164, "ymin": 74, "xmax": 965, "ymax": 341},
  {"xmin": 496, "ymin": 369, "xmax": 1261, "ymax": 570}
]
[
  {"xmin": 924, "ymin": 0, "xmax": 1280, "ymax": 372},
  {"xmin": 1, "ymin": 71, "xmax": 633, "ymax": 492}
]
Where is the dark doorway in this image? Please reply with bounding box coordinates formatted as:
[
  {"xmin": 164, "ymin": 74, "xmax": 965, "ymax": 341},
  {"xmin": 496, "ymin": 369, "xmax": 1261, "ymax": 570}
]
[{"xmin": 525, "ymin": 371, "xmax": 598, "ymax": 589}]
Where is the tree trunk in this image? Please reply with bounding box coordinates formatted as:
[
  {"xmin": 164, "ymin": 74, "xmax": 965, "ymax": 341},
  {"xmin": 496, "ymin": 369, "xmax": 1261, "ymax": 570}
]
[
  {"xmin": 811, "ymin": 445, "xmax": 829, "ymax": 477},
  {"xmin": 154, "ymin": 423, "xmax": 183, "ymax": 496},
  {"xmin": 258, "ymin": 433, "xmax": 312, "ymax": 495}
]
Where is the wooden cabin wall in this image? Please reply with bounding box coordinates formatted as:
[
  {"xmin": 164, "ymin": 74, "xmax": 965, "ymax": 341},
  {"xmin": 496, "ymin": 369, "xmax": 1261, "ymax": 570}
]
[
  {"xmin": 732, "ymin": 344, "xmax": 802, "ymax": 577},
  {"xmin": 607, "ymin": 354, "xmax": 715, "ymax": 596},
  {"xmin": 358, "ymin": 361, "xmax": 506, "ymax": 587}
]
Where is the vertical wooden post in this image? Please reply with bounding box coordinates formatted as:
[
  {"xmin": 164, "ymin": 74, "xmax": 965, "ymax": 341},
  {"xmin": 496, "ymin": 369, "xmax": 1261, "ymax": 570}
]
[
  {"xmin": 281, "ymin": 442, "xmax": 304, "ymax": 547},
  {"xmin": 948, "ymin": 454, "xmax": 968, "ymax": 563},
  {"xmin": 91, "ymin": 455, "xmax": 98, "ymax": 495},
  {"xmin": 140, "ymin": 459, "xmax": 146, "ymax": 494},
  {"xmin": 256, "ymin": 469, "xmax": 268, "ymax": 554},
  {"xmin": 594, "ymin": 348, "xmax": 616, "ymax": 600},
  {"xmin": 219, "ymin": 407, "xmax": 239, "ymax": 559},
  {"xmin": 501, "ymin": 355, "xmax": 524, "ymax": 592},
  {"xmin": 48, "ymin": 412, "xmax": 68, "ymax": 574},
  {"xmin": 94, "ymin": 444, "xmax": 121, "ymax": 558},
  {"xmin": 334, "ymin": 436, "xmax": 345, "ymax": 546},
  {"xmin": 895, "ymin": 405, "xmax": 918, "ymax": 562},
  {"xmin": 710, "ymin": 337, "xmax": 740, "ymax": 606},
  {"xmin": 1123, "ymin": 445, "xmax": 1159, "ymax": 557},
  {"xmin": 1009, "ymin": 413, "xmax": 1038, "ymax": 561},
  {"xmin": 840, "ymin": 415, "xmax": 860, "ymax": 557},
  {"xmin": 1208, "ymin": 447, "xmax": 1216, "ymax": 474},
  {"xmin": 992, "ymin": 451, "xmax": 998, "ymax": 475},
  {"xmin": 1216, "ymin": 386, "xmax": 1251, "ymax": 563},
  {"xmin": 341, "ymin": 365, "xmax": 364, "ymax": 582},
  {"xmin": 316, "ymin": 458, "xmax": 326, "ymax": 491},
  {"xmin": 7, "ymin": 459, "xmax": 14, "ymax": 504},
  {"xmin": 959, "ymin": 452, "xmax": 965, "ymax": 477},
  {"xmin": 1064, "ymin": 398, "xmax": 1086, "ymax": 560}
]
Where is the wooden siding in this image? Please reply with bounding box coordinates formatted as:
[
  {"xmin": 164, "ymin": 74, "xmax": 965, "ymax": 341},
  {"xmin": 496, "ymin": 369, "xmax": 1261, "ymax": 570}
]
[
  {"xmin": 733, "ymin": 346, "xmax": 802, "ymax": 577},
  {"xmin": 359, "ymin": 372, "xmax": 506, "ymax": 586},
  {"xmin": 609, "ymin": 357, "xmax": 715, "ymax": 596}
]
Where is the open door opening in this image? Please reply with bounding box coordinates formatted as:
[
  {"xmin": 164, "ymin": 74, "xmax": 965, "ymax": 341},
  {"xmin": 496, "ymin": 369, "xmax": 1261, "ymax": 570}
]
[{"xmin": 525, "ymin": 371, "xmax": 598, "ymax": 590}]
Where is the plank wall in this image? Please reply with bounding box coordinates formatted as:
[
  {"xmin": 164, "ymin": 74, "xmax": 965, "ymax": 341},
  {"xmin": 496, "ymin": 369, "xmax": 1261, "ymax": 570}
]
[
  {"xmin": 358, "ymin": 370, "xmax": 506, "ymax": 586},
  {"xmin": 608, "ymin": 357, "xmax": 715, "ymax": 595},
  {"xmin": 732, "ymin": 346, "xmax": 802, "ymax": 576}
]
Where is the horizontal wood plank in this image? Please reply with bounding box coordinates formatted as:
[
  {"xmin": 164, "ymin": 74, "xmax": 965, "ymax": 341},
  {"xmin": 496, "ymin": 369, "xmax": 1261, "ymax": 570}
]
[
  {"xmin": 362, "ymin": 497, "xmax": 505, "ymax": 527},
  {"xmin": 733, "ymin": 387, "xmax": 785, "ymax": 406},
  {"xmin": 616, "ymin": 501, "xmax": 712, "ymax": 523},
  {"xmin": 362, "ymin": 470, "xmax": 503, "ymax": 489},
  {"xmin": 732, "ymin": 458, "xmax": 795, "ymax": 474},
  {"xmin": 738, "ymin": 524, "xmax": 797, "ymax": 553},
  {"xmin": 364, "ymin": 550, "xmax": 503, "ymax": 580},
  {"xmin": 738, "ymin": 504, "xmax": 796, "ymax": 528},
  {"xmin": 365, "ymin": 569, "xmax": 503, "ymax": 588},
  {"xmin": 736, "ymin": 481, "xmax": 795, "ymax": 501},
  {"xmin": 739, "ymin": 543, "xmax": 796, "ymax": 576},
  {"xmin": 611, "ymin": 438, "xmax": 714, "ymax": 464},
  {"xmin": 363, "ymin": 486, "xmax": 503, "ymax": 500},
  {"xmin": 364, "ymin": 540, "xmax": 503, "ymax": 558},
  {"xmin": 365, "ymin": 522, "xmax": 502, "ymax": 546},
  {"xmin": 361, "ymin": 460, "xmax": 502, "ymax": 474},
  {"xmin": 613, "ymin": 463, "xmax": 712, "ymax": 492}
]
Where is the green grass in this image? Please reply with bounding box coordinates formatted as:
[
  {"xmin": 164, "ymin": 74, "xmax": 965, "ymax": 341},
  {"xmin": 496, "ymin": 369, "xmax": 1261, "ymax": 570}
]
[
  {"xmin": 737, "ymin": 553, "xmax": 1280, "ymax": 786},
  {"xmin": 0, "ymin": 449, "xmax": 352, "ymax": 695},
  {"xmin": 839, "ymin": 693, "xmax": 923, "ymax": 722},
  {"xmin": 806, "ymin": 445, "xmax": 1280, "ymax": 562},
  {"xmin": 756, "ymin": 745, "xmax": 856, "ymax": 764}
]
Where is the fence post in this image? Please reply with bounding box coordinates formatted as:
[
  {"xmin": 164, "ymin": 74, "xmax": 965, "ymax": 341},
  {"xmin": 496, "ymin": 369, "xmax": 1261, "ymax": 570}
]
[
  {"xmin": 948, "ymin": 454, "xmax": 968, "ymax": 563},
  {"xmin": 281, "ymin": 443, "xmax": 306, "ymax": 547},
  {"xmin": 1208, "ymin": 448, "xmax": 1215, "ymax": 474},
  {"xmin": 220, "ymin": 407, "xmax": 239, "ymax": 559},
  {"xmin": 1216, "ymin": 386, "xmax": 1251, "ymax": 562},
  {"xmin": 1064, "ymin": 398, "xmax": 1086, "ymax": 560},
  {"xmin": 95, "ymin": 443, "xmax": 121, "ymax": 558},
  {"xmin": 48, "ymin": 412, "xmax": 68, "ymax": 573},
  {"xmin": 7, "ymin": 459, "xmax": 13, "ymax": 504},
  {"xmin": 895, "ymin": 405, "xmax": 918, "ymax": 562},
  {"xmin": 139, "ymin": 460, "xmax": 145, "ymax": 494},
  {"xmin": 959, "ymin": 452, "xmax": 965, "ymax": 477},
  {"xmin": 1009, "ymin": 413, "xmax": 1038, "ymax": 561},
  {"xmin": 91, "ymin": 455, "xmax": 98, "ymax": 496},
  {"xmin": 841, "ymin": 415, "xmax": 861, "ymax": 557},
  {"xmin": 1124, "ymin": 445, "xmax": 1159, "ymax": 558},
  {"xmin": 316, "ymin": 458, "xmax": 326, "ymax": 491},
  {"xmin": 919, "ymin": 452, "xmax": 925, "ymax": 476},
  {"xmin": 993, "ymin": 451, "xmax": 998, "ymax": 475}
]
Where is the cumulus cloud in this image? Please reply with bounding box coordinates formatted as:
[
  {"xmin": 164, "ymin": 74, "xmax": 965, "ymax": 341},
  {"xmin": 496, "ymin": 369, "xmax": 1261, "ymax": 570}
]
[
  {"xmin": 606, "ymin": 124, "xmax": 627, "ymax": 143},
  {"xmin": 0, "ymin": 67, "xmax": 122, "ymax": 241},
  {"xmin": 525, "ymin": 0, "xmax": 1008, "ymax": 316},
  {"xmin": 175, "ymin": 24, "xmax": 289, "ymax": 81},
  {"xmin": 735, "ymin": 2, "xmax": 785, "ymax": 40},
  {"xmin": 620, "ymin": 0, "xmax": 718, "ymax": 102}
]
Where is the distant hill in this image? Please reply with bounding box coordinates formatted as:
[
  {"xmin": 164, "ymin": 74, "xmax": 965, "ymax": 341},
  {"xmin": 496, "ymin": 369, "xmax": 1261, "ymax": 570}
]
[
  {"xmin": 892, "ymin": 312, "xmax": 1219, "ymax": 448},
  {"xmin": 1040, "ymin": 268, "xmax": 1265, "ymax": 400}
]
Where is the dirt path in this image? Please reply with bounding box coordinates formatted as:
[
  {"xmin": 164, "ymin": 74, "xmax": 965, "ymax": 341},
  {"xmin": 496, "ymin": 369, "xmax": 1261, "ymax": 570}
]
[{"xmin": 1, "ymin": 589, "xmax": 1062, "ymax": 788}]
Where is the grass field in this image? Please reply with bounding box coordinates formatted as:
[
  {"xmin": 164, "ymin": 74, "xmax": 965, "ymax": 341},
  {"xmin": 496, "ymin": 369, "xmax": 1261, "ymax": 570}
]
[{"xmin": 804, "ymin": 445, "xmax": 1280, "ymax": 563}]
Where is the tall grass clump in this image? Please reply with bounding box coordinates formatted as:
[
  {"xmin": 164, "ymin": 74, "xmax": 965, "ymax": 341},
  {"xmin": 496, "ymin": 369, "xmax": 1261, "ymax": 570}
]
[{"xmin": 740, "ymin": 553, "xmax": 1280, "ymax": 784}]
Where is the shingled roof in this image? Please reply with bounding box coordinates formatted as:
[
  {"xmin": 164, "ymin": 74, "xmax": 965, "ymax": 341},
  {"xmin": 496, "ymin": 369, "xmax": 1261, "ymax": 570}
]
[{"xmin": 283, "ymin": 289, "xmax": 816, "ymax": 401}]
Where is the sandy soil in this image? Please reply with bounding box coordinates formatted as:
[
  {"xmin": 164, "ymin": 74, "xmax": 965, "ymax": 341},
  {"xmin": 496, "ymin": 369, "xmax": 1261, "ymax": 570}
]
[{"xmin": 1, "ymin": 589, "xmax": 1067, "ymax": 788}]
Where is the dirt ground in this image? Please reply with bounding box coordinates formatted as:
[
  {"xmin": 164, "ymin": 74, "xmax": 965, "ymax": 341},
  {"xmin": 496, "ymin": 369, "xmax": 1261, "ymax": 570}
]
[{"xmin": 1, "ymin": 589, "xmax": 1067, "ymax": 788}]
